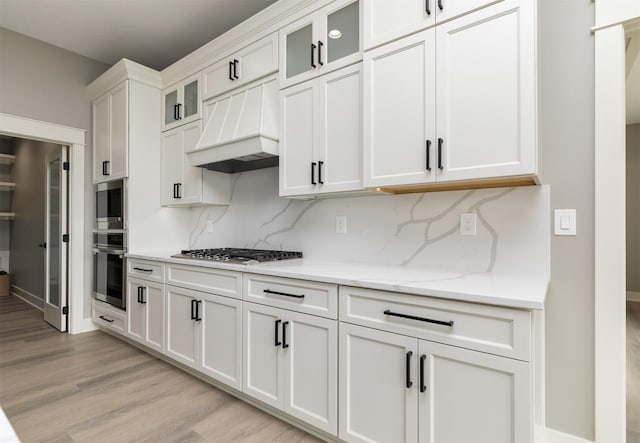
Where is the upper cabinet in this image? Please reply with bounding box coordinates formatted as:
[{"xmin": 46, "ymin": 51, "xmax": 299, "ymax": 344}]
[
  {"xmin": 364, "ymin": 0, "xmax": 537, "ymax": 189},
  {"xmin": 279, "ymin": 0, "xmax": 361, "ymax": 89},
  {"xmin": 363, "ymin": 0, "xmax": 503, "ymax": 50},
  {"xmin": 203, "ymin": 32, "xmax": 279, "ymax": 101},
  {"xmin": 93, "ymin": 80, "xmax": 129, "ymax": 184},
  {"xmin": 162, "ymin": 73, "xmax": 201, "ymax": 131}
]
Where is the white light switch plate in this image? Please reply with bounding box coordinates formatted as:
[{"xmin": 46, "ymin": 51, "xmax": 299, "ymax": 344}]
[{"xmin": 554, "ymin": 209, "xmax": 576, "ymax": 236}]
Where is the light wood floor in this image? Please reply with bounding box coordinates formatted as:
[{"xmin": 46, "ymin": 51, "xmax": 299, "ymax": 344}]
[
  {"xmin": 0, "ymin": 295, "xmax": 321, "ymax": 443},
  {"xmin": 628, "ymin": 301, "xmax": 640, "ymax": 443}
]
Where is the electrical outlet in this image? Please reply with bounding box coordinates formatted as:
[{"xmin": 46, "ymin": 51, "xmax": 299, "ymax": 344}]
[
  {"xmin": 206, "ymin": 220, "xmax": 214, "ymax": 233},
  {"xmin": 460, "ymin": 213, "xmax": 477, "ymax": 236},
  {"xmin": 335, "ymin": 215, "xmax": 347, "ymax": 234}
]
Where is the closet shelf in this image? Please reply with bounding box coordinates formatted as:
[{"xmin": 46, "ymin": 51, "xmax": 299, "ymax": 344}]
[
  {"xmin": 0, "ymin": 182, "xmax": 16, "ymax": 191},
  {"xmin": 0, "ymin": 212, "xmax": 15, "ymax": 220},
  {"xmin": 0, "ymin": 154, "xmax": 16, "ymax": 165}
]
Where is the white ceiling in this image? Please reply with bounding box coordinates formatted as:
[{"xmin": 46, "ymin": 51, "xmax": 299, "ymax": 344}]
[
  {"xmin": 0, "ymin": 0, "xmax": 278, "ymax": 71},
  {"xmin": 627, "ymin": 30, "xmax": 640, "ymax": 125}
]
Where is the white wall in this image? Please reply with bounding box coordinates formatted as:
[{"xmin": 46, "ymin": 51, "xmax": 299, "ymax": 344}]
[
  {"xmin": 0, "ymin": 28, "xmax": 109, "ymax": 318},
  {"xmin": 628, "ymin": 124, "xmax": 640, "ymax": 293}
]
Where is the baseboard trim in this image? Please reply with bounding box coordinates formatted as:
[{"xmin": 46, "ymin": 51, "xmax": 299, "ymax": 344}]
[
  {"xmin": 536, "ymin": 425, "xmax": 594, "ymax": 443},
  {"xmin": 10, "ymin": 285, "xmax": 44, "ymax": 311},
  {"xmin": 627, "ymin": 291, "xmax": 640, "ymax": 302}
]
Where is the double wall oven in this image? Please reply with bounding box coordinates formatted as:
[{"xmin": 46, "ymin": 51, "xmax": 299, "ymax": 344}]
[{"xmin": 94, "ymin": 180, "xmax": 127, "ymax": 310}]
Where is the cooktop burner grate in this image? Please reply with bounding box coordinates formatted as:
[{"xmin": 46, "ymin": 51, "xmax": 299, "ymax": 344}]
[{"xmin": 171, "ymin": 248, "xmax": 302, "ymax": 264}]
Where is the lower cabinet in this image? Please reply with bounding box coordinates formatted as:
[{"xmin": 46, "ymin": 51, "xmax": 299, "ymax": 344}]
[
  {"xmin": 243, "ymin": 301, "xmax": 338, "ymax": 434},
  {"xmin": 339, "ymin": 322, "xmax": 531, "ymax": 443},
  {"xmin": 165, "ymin": 285, "xmax": 243, "ymax": 390},
  {"xmin": 126, "ymin": 277, "xmax": 164, "ymax": 353}
]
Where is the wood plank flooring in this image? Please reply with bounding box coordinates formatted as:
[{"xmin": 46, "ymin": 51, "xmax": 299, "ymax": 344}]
[
  {"xmin": 628, "ymin": 301, "xmax": 640, "ymax": 443},
  {"xmin": 0, "ymin": 295, "xmax": 321, "ymax": 443}
]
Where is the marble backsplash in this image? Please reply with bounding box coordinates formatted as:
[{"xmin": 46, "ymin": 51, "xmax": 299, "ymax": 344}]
[{"xmin": 189, "ymin": 167, "xmax": 549, "ymax": 277}]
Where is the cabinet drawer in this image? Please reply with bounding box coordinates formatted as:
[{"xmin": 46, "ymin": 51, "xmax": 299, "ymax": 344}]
[
  {"xmin": 92, "ymin": 300, "xmax": 126, "ymax": 334},
  {"xmin": 128, "ymin": 259, "xmax": 165, "ymax": 282},
  {"xmin": 244, "ymin": 274, "xmax": 338, "ymax": 319},
  {"xmin": 339, "ymin": 286, "xmax": 531, "ymax": 361},
  {"xmin": 166, "ymin": 264, "xmax": 241, "ymax": 299}
]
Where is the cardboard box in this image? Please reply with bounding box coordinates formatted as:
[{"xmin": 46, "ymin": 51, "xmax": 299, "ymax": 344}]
[{"xmin": 0, "ymin": 274, "xmax": 9, "ymax": 296}]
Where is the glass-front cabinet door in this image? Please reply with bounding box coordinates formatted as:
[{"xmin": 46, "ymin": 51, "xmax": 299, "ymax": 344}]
[
  {"xmin": 279, "ymin": 0, "xmax": 360, "ymax": 89},
  {"xmin": 162, "ymin": 73, "xmax": 201, "ymax": 131}
]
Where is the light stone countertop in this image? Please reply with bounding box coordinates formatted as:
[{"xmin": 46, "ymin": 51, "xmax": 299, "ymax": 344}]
[{"xmin": 127, "ymin": 251, "xmax": 548, "ymax": 310}]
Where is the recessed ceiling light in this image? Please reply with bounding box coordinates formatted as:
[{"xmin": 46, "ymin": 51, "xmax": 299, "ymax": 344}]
[{"xmin": 328, "ymin": 29, "xmax": 342, "ymax": 39}]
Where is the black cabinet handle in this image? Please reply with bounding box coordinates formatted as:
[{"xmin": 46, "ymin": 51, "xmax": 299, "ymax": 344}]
[
  {"xmin": 173, "ymin": 104, "xmax": 178, "ymax": 121},
  {"xmin": 406, "ymin": 351, "xmax": 413, "ymax": 389},
  {"xmin": 274, "ymin": 319, "xmax": 282, "ymax": 347},
  {"xmin": 311, "ymin": 162, "xmax": 317, "ymax": 185},
  {"xmin": 141, "ymin": 287, "xmax": 147, "ymax": 304},
  {"xmin": 317, "ymin": 40, "xmax": 324, "ymax": 66},
  {"xmin": 99, "ymin": 315, "xmax": 114, "ymax": 323},
  {"xmin": 438, "ymin": 0, "xmax": 443, "ymax": 10},
  {"xmin": 420, "ymin": 354, "xmax": 427, "ymax": 393},
  {"xmin": 229, "ymin": 61, "xmax": 234, "ymax": 80},
  {"xmin": 133, "ymin": 267, "xmax": 153, "ymax": 273},
  {"xmin": 318, "ymin": 161, "xmax": 324, "ymax": 184},
  {"xmin": 437, "ymin": 138, "xmax": 444, "ymax": 170},
  {"xmin": 137, "ymin": 286, "xmax": 142, "ymax": 303},
  {"xmin": 190, "ymin": 299, "xmax": 197, "ymax": 320},
  {"xmin": 263, "ymin": 289, "xmax": 305, "ymax": 299},
  {"xmin": 233, "ymin": 59, "xmax": 239, "ymax": 80},
  {"xmin": 175, "ymin": 103, "xmax": 182, "ymax": 120},
  {"xmin": 282, "ymin": 321, "xmax": 289, "ymax": 349},
  {"xmin": 173, "ymin": 183, "xmax": 182, "ymax": 199},
  {"xmin": 38, "ymin": 242, "xmax": 47, "ymax": 249},
  {"xmin": 384, "ymin": 309, "xmax": 454, "ymax": 327},
  {"xmin": 105, "ymin": 160, "xmax": 110, "ymax": 176},
  {"xmin": 311, "ymin": 43, "xmax": 317, "ymax": 68},
  {"xmin": 195, "ymin": 300, "xmax": 202, "ymax": 321},
  {"xmin": 426, "ymin": 0, "xmax": 431, "ymax": 15},
  {"xmin": 426, "ymin": 140, "xmax": 431, "ymax": 171}
]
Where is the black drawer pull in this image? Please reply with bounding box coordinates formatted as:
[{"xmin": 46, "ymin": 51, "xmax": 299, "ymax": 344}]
[
  {"xmin": 99, "ymin": 315, "xmax": 114, "ymax": 323},
  {"xmin": 420, "ymin": 354, "xmax": 427, "ymax": 393},
  {"xmin": 406, "ymin": 351, "xmax": 413, "ymax": 389},
  {"xmin": 190, "ymin": 299, "xmax": 197, "ymax": 320},
  {"xmin": 133, "ymin": 267, "xmax": 153, "ymax": 273},
  {"xmin": 140, "ymin": 287, "xmax": 147, "ymax": 304},
  {"xmin": 195, "ymin": 300, "xmax": 202, "ymax": 321},
  {"xmin": 282, "ymin": 321, "xmax": 289, "ymax": 349},
  {"xmin": 275, "ymin": 319, "xmax": 282, "ymax": 347},
  {"xmin": 137, "ymin": 286, "xmax": 142, "ymax": 303},
  {"xmin": 437, "ymin": 138, "xmax": 444, "ymax": 170},
  {"xmin": 263, "ymin": 289, "xmax": 305, "ymax": 299},
  {"xmin": 426, "ymin": 140, "xmax": 431, "ymax": 171},
  {"xmin": 384, "ymin": 309, "xmax": 453, "ymax": 327}
]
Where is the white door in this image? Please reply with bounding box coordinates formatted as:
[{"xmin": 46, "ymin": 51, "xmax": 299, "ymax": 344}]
[
  {"xmin": 363, "ymin": 0, "xmax": 435, "ymax": 50},
  {"xmin": 279, "ymin": 80, "xmax": 318, "ymax": 196},
  {"xmin": 317, "ymin": 63, "xmax": 363, "ymax": 194},
  {"xmin": 92, "ymin": 92, "xmax": 110, "ymax": 183},
  {"xmin": 284, "ymin": 310, "xmax": 338, "ymax": 434},
  {"xmin": 418, "ymin": 340, "xmax": 531, "ymax": 443},
  {"xmin": 339, "ymin": 323, "xmax": 418, "ymax": 443},
  {"xmin": 165, "ymin": 285, "xmax": 198, "ymax": 368},
  {"xmin": 126, "ymin": 277, "xmax": 145, "ymax": 343},
  {"xmin": 363, "ymin": 29, "xmax": 436, "ymax": 188},
  {"xmin": 243, "ymin": 302, "xmax": 284, "ymax": 409},
  {"xmin": 161, "ymin": 127, "xmax": 184, "ymax": 206},
  {"xmin": 199, "ymin": 292, "xmax": 243, "ymax": 390},
  {"xmin": 44, "ymin": 146, "xmax": 68, "ymax": 332},
  {"xmin": 180, "ymin": 120, "xmax": 204, "ymax": 204},
  {"xmin": 108, "ymin": 81, "xmax": 128, "ymax": 181},
  {"xmin": 435, "ymin": 0, "xmax": 536, "ymax": 182},
  {"xmin": 143, "ymin": 280, "xmax": 164, "ymax": 353}
]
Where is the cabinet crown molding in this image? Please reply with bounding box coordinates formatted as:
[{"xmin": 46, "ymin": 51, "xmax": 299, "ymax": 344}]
[{"xmin": 88, "ymin": 58, "xmax": 162, "ymax": 99}]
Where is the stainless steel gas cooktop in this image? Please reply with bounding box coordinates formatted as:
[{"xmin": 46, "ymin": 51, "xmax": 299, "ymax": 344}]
[{"xmin": 171, "ymin": 248, "xmax": 303, "ymax": 265}]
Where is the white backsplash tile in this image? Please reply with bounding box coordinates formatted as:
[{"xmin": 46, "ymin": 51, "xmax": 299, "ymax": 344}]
[{"xmin": 189, "ymin": 167, "xmax": 549, "ymax": 277}]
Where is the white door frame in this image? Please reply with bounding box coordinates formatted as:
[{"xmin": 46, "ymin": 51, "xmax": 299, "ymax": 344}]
[
  {"xmin": 0, "ymin": 112, "xmax": 91, "ymax": 334},
  {"xmin": 593, "ymin": 2, "xmax": 640, "ymax": 442}
]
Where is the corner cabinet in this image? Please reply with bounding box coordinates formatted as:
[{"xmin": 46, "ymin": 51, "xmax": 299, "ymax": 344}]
[
  {"xmin": 162, "ymin": 73, "xmax": 201, "ymax": 131},
  {"xmin": 160, "ymin": 120, "xmax": 230, "ymax": 207},
  {"xmin": 93, "ymin": 80, "xmax": 128, "ymax": 184},
  {"xmin": 279, "ymin": 0, "xmax": 361, "ymax": 89},
  {"xmin": 364, "ymin": 0, "xmax": 537, "ymax": 189},
  {"xmin": 280, "ymin": 63, "xmax": 363, "ymax": 197}
]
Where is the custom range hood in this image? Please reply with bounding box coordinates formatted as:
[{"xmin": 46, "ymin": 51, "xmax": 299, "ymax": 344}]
[{"xmin": 188, "ymin": 77, "xmax": 279, "ymax": 173}]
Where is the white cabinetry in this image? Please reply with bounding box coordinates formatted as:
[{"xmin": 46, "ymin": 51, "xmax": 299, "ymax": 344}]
[
  {"xmin": 203, "ymin": 32, "xmax": 278, "ymax": 100},
  {"xmin": 280, "ymin": 63, "xmax": 362, "ymax": 197},
  {"xmin": 364, "ymin": 0, "xmax": 537, "ymax": 189},
  {"xmin": 162, "ymin": 73, "xmax": 201, "ymax": 131},
  {"xmin": 160, "ymin": 120, "xmax": 230, "ymax": 207},
  {"xmin": 338, "ymin": 287, "xmax": 532, "ymax": 443},
  {"xmin": 126, "ymin": 277, "xmax": 164, "ymax": 353},
  {"xmin": 92, "ymin": 80, "xmax": 128, "ymax": 183},
  {"xmin": 279, "ymin": 0, "xmax": 361, "ymax": 89},
  {"xmin": 242, "ymin": 274, "xmax": 338, "ymax": 434}
]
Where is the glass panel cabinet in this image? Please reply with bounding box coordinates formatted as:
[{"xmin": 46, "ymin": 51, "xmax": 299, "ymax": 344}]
[
  {"xmin": 279, "ymin": 0, "xmax": 360, "ymax": 89},
  {"xmin": 162, "ymin": 73, "xmax": 201, "ymax": 131}
]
